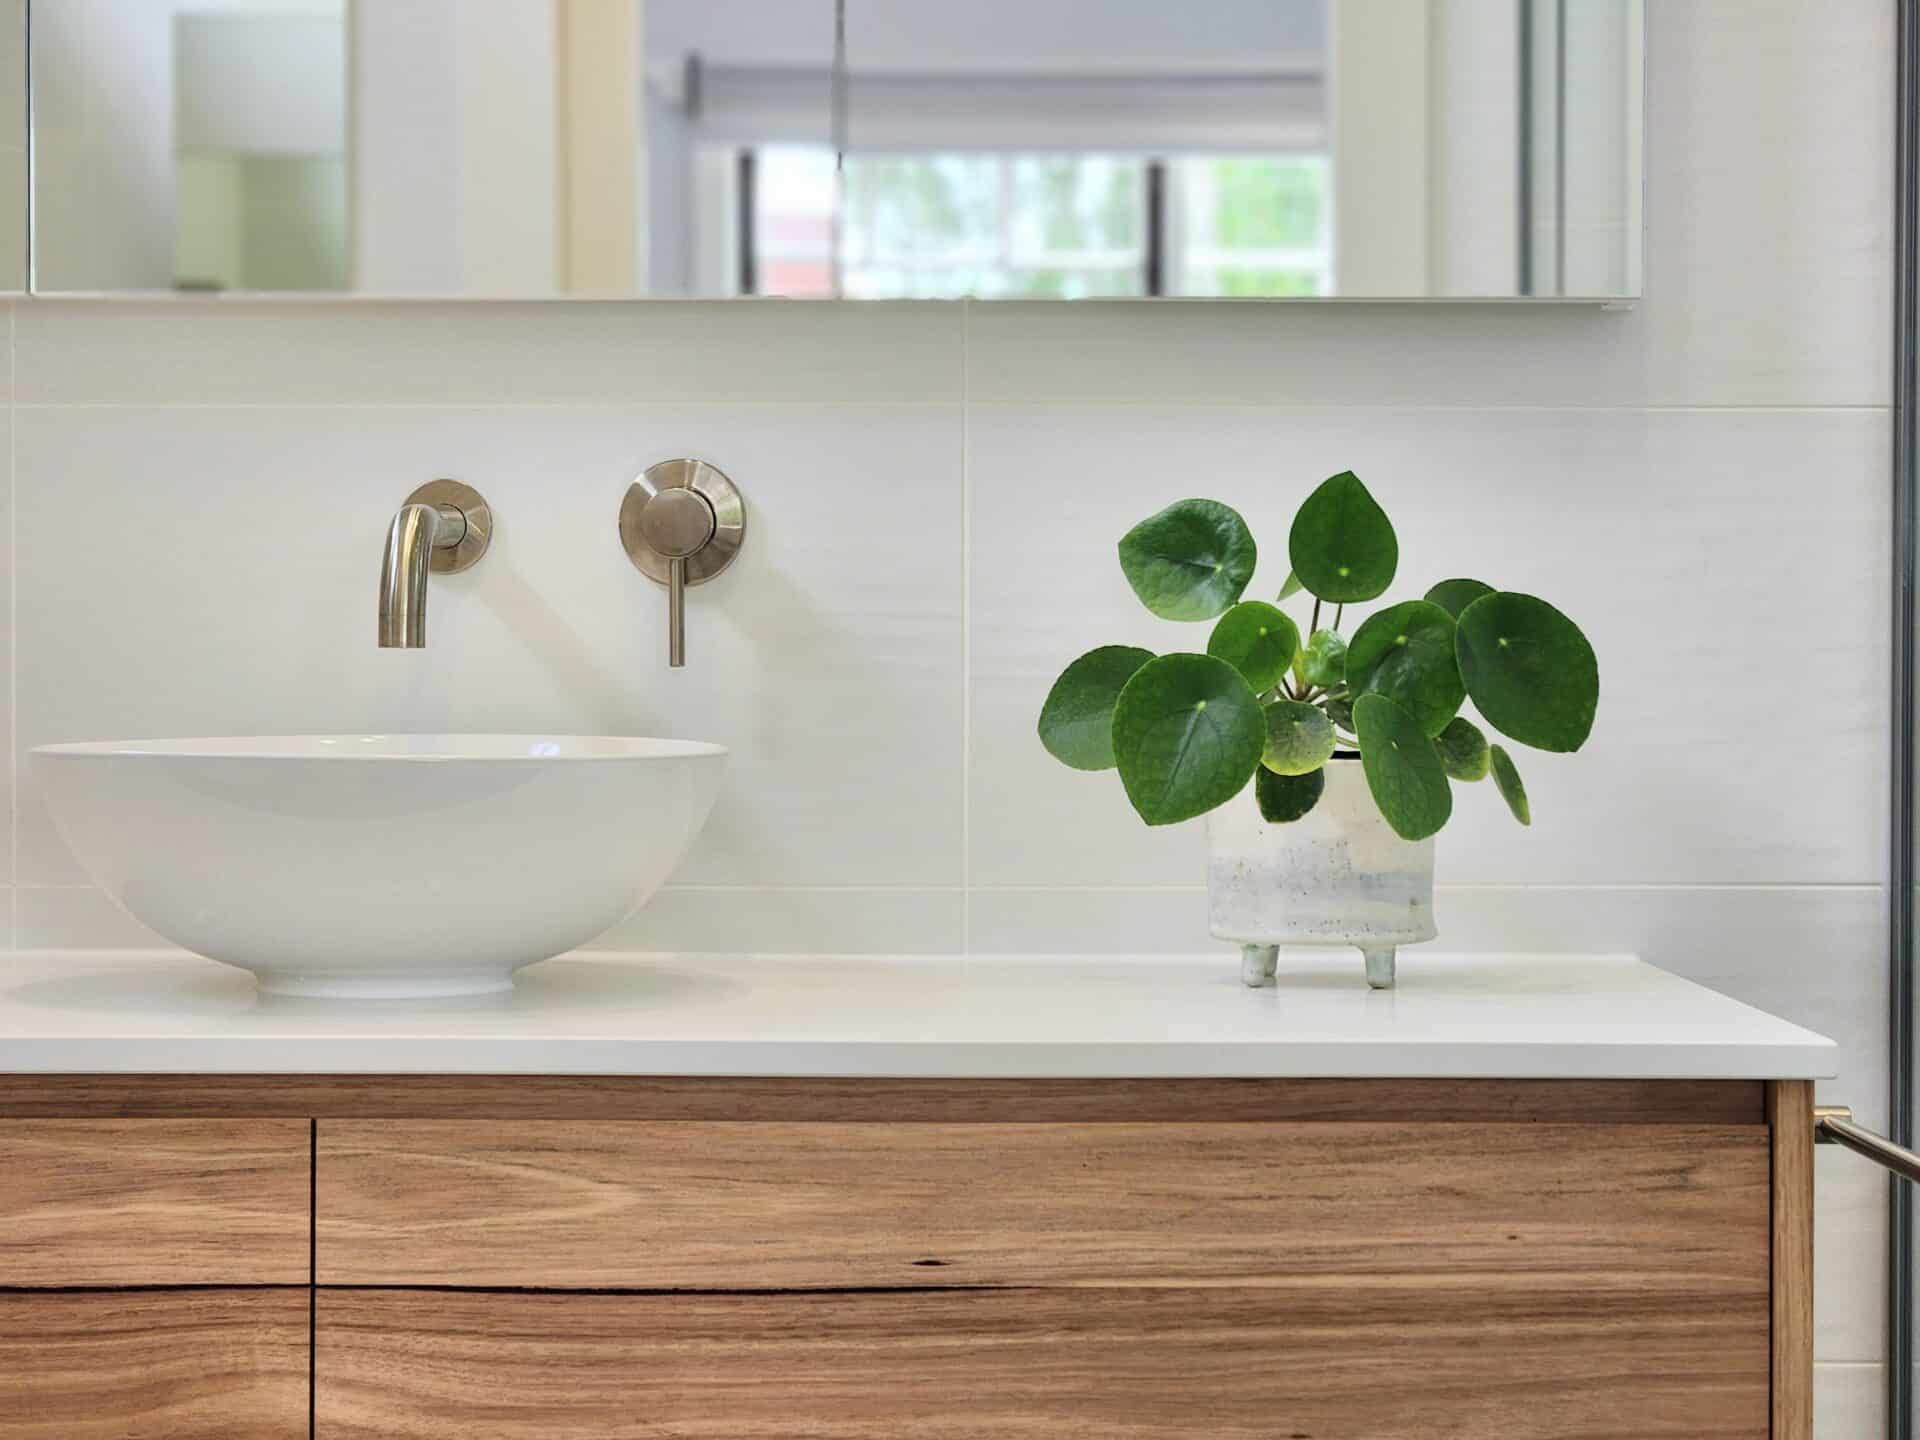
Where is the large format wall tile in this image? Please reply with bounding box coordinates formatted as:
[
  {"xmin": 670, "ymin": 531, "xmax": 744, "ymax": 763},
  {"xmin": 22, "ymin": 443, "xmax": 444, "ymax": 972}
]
[
  {"xmin": 14, "ymin": 300, "xmax": 964, "ymax": 405},
  {"xmin": 966, "ymin": 1, "xmax": 1891, "ymax": 409},
  {"xmin": 14, "ymin": 882, "xmax": 970, "ymax": 957},
  {"xmin": 0, "ymin": 392, "xmax": 12, "ymax": 891},
  {"xmin": 969, "ymin": 405, "xmax": 1887, "ymax": 890},
  {"xmin": 1815, "ymin": 1363, "xmax": 1884, "ymax": 1438},
  {"xmin": 14, "ymin": 403, "xmax": 963, "ymax": 888},
  {"xmin": 588, "ymin": 886, "xmax": 965, "ymax": 954}
]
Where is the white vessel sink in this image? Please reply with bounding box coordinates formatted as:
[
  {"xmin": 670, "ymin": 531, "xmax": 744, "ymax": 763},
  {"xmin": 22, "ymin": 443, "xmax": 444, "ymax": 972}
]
[{"xmin": 33, "ymin": 735, "xmax": 725, "ymax": 999}]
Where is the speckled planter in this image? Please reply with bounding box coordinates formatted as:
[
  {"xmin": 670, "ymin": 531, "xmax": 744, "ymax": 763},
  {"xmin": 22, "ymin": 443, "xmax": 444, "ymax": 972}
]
[{"xmin": 1206, "ymin": 758, "xmax": 1437, "ymax": 990}]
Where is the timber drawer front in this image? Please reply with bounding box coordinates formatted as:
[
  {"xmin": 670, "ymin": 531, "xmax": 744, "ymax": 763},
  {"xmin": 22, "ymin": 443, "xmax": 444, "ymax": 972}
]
[
  {"xmin": 0, "ymin": 1119, "xmax": 311, "ymax": 1285},
  {"xmin": 0, "ymin": 1077, "xmax": 1807, "ymax": 1439},
  {"xmin": 314, "ymin": 1117, "xmax": 1770, "ymax": 1290},
  {"xmin": 0, "ymin": 1118, "xmax": 311, "ymax": 1439},
  {"xmin": 308, "ymin": 1078, "xmax": 1776, "ymax": 1439}
]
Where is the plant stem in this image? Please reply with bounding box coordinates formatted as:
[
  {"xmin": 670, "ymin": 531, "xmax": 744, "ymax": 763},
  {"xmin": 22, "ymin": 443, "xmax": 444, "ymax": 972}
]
[
  {"xmin": 1310, "ymin": 597, "xmax": 1323, "ymax": 635},
  {"xmin": 1334, "ymin": 604, "xmax": 1344, "ymax": 630}
]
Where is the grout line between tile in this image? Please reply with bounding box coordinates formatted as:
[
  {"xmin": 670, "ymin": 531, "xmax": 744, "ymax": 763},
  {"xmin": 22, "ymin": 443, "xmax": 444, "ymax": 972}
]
[
  {"xmin": 951, "ymin": 401, "xmax": 1895, "ymax": 416},
  {"xmin": 8, "ymin": 399, "xmax": 967, "ymax": 412},
  {"xmin": 960, "ymin": 299, "xmax": 972, "ymax": 955},
  {"xmin": 5, "ymin": 881, "xmax": 1886, "ymax": 896},
  {"xmin": 8, "ymin": 301, "xmax": 14, "ymax": 952},
  {"xmin": 1, "ymin": 400, "xmax": 1892, "ymax": 415}
]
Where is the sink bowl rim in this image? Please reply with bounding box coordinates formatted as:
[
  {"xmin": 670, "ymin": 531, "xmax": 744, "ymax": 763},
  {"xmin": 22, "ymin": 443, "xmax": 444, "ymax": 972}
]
[{"xmin": 32, "ymin": 734, "xmax": 728, "ymax": 763}]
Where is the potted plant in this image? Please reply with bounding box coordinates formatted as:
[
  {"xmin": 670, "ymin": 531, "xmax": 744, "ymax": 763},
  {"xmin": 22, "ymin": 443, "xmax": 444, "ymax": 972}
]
[{"xmin": 1037, "ymin": 472, "xmax": 1598, "ymax": 990}]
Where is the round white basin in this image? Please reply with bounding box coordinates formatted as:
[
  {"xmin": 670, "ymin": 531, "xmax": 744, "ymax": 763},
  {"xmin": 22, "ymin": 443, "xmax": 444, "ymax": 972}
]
[{"xmin": 32, "ymin": 735, "xmax": 726, "ymax": 999}]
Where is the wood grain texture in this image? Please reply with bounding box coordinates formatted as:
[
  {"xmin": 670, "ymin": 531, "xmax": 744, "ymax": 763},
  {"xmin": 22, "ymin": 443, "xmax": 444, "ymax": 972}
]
[
  {"xmin": 318, "ymin": 1118, "xmax": 1771, "ymax": 1289},
  {"xmin": 0, "ymin": 1120, "xmax": 310, "ymax": 1284},
  {"xmin": 316, "ymin": 1286, "xmax": 1770, "ymax": 1439},
  {"xmin": 1768, "ymin": 1079, "xmax": 1814, "ymax": 1440},
  {"xmin": 0, "ymin": 1073, "xmax": 1765, "ymax": 1123},
  {"xmin": 0, "ymin": 1289, "xmax": 308, "ymax": 1440}
]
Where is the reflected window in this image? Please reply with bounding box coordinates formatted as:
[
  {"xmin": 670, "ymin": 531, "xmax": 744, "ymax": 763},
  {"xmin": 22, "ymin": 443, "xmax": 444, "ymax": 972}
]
[
  {"xmin": 750, "ymin": 149, "xmax": 1329, "ymax": 299},
  {"xmin": 1170, "ymin": 156, "xmax": 1331, "ymax": 298}
]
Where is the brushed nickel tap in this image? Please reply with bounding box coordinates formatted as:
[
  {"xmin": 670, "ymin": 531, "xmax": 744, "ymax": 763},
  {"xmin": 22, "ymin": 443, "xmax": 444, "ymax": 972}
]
[
  {"xmin": 619, "ymin": 459, "xmax": 745, "ymax": 668},
  {"xmin": 378, "ymin": 480, "xmax": 492, "ymax": 648}
]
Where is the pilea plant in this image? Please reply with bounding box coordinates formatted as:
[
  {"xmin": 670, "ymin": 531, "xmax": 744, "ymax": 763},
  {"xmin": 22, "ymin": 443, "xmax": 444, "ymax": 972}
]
[{"xmin": 1037, "ymin": 472, "xmax": 1598, "ymax": 840}]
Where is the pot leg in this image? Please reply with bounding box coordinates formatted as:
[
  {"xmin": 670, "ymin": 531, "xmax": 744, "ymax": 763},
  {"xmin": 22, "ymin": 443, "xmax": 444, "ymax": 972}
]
[
  {"xmin": 1362, "ymin": 946, "xmax": 1396, "ymax": 989},
  {"xmin": 1240, "ymin": 944, "xmax": 1279, "ymax": 988}
]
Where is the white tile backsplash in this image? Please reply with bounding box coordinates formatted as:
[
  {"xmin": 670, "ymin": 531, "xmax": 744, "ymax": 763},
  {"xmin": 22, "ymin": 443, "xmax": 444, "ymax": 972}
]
[
  {"xmin": 1816, "ymin": 1364, "xmax": 1884, "ymax": 1439},
  {"xmin": 13, "ymin": 299, "xmax": 966, "ymax": 405},
  {"xmin": 0, "ymin": 0, "xmax": 1895, "ymax": 1375},
  {"xmin": 587, "ymin": 886, "xmax": 966, "ymax": 955}
]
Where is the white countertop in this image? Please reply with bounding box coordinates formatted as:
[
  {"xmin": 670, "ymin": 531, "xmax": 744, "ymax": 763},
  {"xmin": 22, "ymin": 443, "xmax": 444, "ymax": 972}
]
[{"xmin": 0, "ymin": 949, "xmax": 1835, "ymax": 1079}]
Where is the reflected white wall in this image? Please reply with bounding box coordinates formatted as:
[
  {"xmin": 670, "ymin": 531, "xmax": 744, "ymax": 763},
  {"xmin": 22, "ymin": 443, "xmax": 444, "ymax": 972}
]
[
  {"xmin": 1428, "ymin": 0, "xmax": 1520, "ymax": 296},
  {"xmin": 352, "ymin": 0, "xmax": 559, "ymax": 295},
  {"xmin": 0, "ymin": 0, "xmax": 24, "ymax": 291},
  {"xmin": 31, "ymin": 0, "xmax": 175, "ymax": 290}
]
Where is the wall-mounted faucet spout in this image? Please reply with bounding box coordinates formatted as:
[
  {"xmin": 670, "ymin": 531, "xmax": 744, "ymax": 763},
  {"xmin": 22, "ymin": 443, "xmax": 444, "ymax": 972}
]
[
  {"xmin": 377, "ymin": 480, "xmax": 493, "ymax": 649},
  {"xmin": 378, "ymin": 503, "xmax": 464, "ymax": 648}
]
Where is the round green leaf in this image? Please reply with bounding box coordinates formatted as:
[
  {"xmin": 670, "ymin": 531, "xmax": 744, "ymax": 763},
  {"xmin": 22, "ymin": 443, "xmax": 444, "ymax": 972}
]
[
  {"xmin": 1454, "ymin": 592, "xmax": 1599, "ymax": 753},
  {"xmin": 1346, "ymin": 600, "xmax": 1465, "ymax": 739},
  {"xmin": 1118, "ymin": 499, "xmax": 1257, "ymax": 621},
  {"xmin": 1434, "ymin": 715, "xmax": 1490, "ymax": 781},
  {"xmin": 1425, "ymin": 578, "xmax": 1494, "ymax": 619},
  {"xmin": 1261, "ymin": 699, "xmax": 1336, "ymax": 776},
  {"xmin": 1037, "ymin": 646, "xmax": 1155, "ymax": 771},
  {"xmin": 1287, "ymin": 471, "xmax": 1398, "ymax": 603},
  {"xmin": 1300, "ymin": 628, "xmax": 1347, "ymax": 688},
  {"xmin": 1206, "ymin": 602, "xmax": 1300, "ymax": 693},
  {"xmin": 1256, "ymin": 766, "xmax": 1325, "ymax": 823},
  {"xmin": 1490, "ymin": 744, "xmax": 1531, "ymax": 825},
  {"xmin": 1112, "ymin": 654, "xmax": 1266, "ymax": 826},
  {"xmin": 1277, "ymin": 571, "xmax": 1304, "ymax": 601},
  {"xmin": 1354, "ymin": 693, "xmax": 1453, "ymax": 841},
  {"xmin": 1322, "ymin": 696, "xmax": 1355, "ymax": 735}
]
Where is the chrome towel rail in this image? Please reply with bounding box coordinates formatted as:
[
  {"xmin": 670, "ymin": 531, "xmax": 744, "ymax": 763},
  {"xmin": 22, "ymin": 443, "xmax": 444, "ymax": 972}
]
[{"xmin": 1815, "ymin": 1106, "xmax": 1920, "ymax": 1185}]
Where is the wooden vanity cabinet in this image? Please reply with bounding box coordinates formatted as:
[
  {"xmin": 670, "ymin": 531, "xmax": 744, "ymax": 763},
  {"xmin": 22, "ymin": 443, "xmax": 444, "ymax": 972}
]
[
  {"xmin": 0, "ymin": 1117, "xmax": 311, "ymax": 1439},
  {"xmin": 0, "ymin": 1075, "xmax": 1813, "ymax": 1439}
]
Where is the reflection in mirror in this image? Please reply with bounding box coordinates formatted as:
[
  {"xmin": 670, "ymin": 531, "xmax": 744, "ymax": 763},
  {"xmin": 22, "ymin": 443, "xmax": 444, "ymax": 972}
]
[
  {"xmin": 0, "ymin": 0, "xmax": 21, "ymax": 292},
  {"xmin": 28, "ymin": 0, "xmax": 1641, "ymax": 301}
]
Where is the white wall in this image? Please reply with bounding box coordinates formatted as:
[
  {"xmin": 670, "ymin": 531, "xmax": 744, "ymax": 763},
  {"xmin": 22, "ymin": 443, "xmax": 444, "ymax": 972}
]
[{"xmin": 0, "ymin": 2, "xmax": 1893, "ymax": 1427}]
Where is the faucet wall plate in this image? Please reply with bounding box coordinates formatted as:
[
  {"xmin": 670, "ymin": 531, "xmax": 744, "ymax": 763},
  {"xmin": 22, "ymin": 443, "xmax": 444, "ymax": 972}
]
[
  {"xmin": 406, "ymin": 479, "xmax": 492, "ymax": 573},
  {"xmin": 620, "ymin": 459, "xmax": 745, "ymax": 587}
]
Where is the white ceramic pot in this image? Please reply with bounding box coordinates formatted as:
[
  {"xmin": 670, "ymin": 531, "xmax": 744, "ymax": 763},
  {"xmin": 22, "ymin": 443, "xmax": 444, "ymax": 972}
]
[{"xmin": 1206, "ymin": 757, "xmax": 1437, "ymax": 989}]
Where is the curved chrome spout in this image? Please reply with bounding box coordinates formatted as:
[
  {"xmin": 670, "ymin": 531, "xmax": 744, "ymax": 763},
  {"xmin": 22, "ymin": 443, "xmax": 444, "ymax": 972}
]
[{"xmin": 378, "ymin": 502, "xmax": 467, "ymax": 648}]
